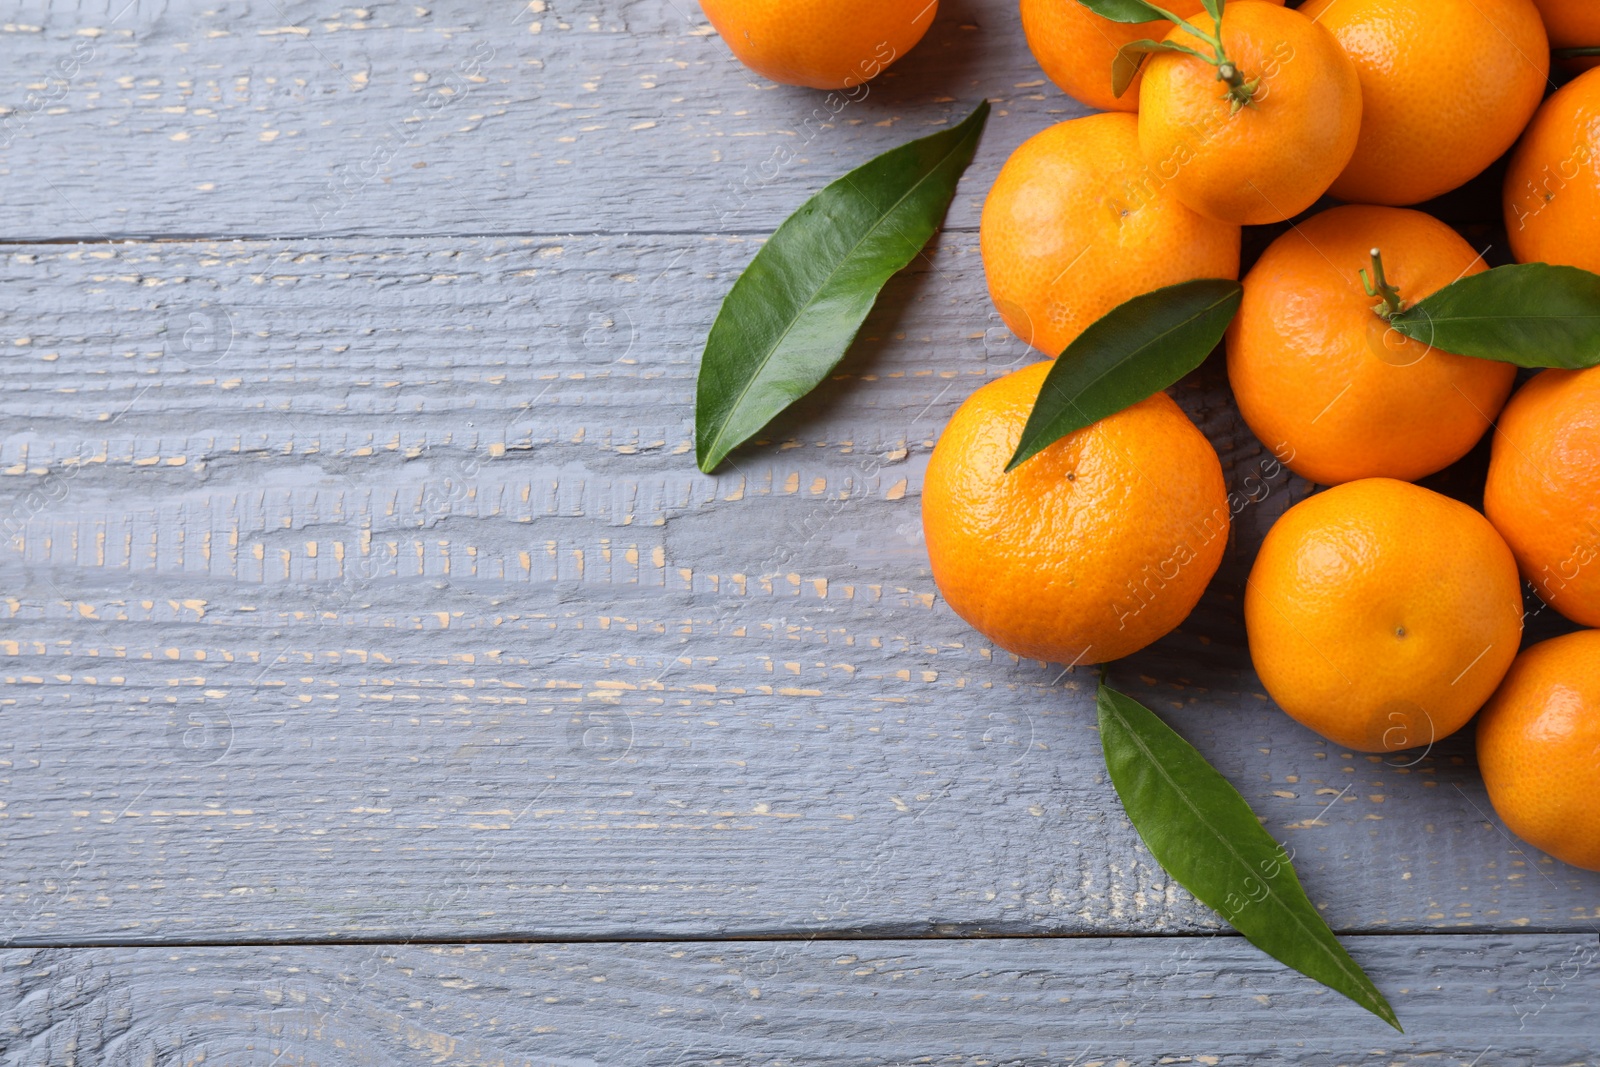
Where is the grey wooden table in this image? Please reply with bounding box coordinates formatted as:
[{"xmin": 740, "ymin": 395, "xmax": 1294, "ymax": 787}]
[{"xmin": 0, "ymin": 1, "xmax": 1596, "ymax": 1063}]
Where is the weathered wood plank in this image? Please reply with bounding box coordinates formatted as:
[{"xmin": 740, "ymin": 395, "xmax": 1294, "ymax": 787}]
[
  {"xmin": 0, "ymin": 0, "xmax": 1082, "ymax": 242},
  {"xmin": 0, "ymin": 236, "xmax": 1592, "ymax": 945},
  {"xmin": 3, "ymin": 935, "xmax": 1597, "ymax": 1065}
]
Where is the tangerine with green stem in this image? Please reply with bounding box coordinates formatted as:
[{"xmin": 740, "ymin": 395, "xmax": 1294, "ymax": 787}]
[
  {"xmin": 1021, "ymin": 0, "xmax": 1283, "ymax": 113},
  {"xmin": 1226, "ymin": 205, "xmax": 1515, "ymax": 486},
  {"xmin": 1135, "ymin": 1, "xmax": 1362, "ymax": 225}
]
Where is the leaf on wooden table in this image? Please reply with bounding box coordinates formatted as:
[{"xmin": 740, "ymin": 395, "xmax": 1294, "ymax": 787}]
[
  {"xmin": 1006, "ymin": 279, "xmax": 1241, "ymax": 472},
  {"xmin": 694, "ymin": 101, "xmax": 990, "ymax": 474},
  {"xmin": 1387, "ymin": 262, "xmax": 1600, "ymax": 369},
  {"xmin": 1097, "ymin": 683, "xmax": 1403, "ymax": 1032}
]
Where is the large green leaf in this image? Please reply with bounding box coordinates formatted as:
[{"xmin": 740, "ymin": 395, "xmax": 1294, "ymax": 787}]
[
  {"xmin": 1076, "ymin": 0, "xmax": 1174, "ymax": 22},
  {"xmin": 1006, "ymin": 280, "xmax": 1241, "ymax": 472},
  {"xmin": 1097, "ymin": 684, "xmax": 1402, "ymax": 1032},
  {"xmin": 695, "ymin": 102, "xmax": 989, "ymax": 474},
  {"xmin": 1387, "ymin": 262, "xmax": 1600, "ymax": 369}
]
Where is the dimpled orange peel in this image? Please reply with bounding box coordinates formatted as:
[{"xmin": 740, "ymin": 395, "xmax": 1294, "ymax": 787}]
[
  {"xmin": 1485, "ymin": 366, "xmax": 1600, "ymax": 628},
  {"xmin": 1136, "ymin": 1, "xmax": 1362, "ymax": 225},
  {"xmin": 1246, "ymin": 478, "xmax": 1523, "ymax": 753},
  {"xmin": 1227, "ymin": 205, "xmax": 1515, "ymax": 486},
  {"xmin": 1020, "ymin": 0, "xmax": 1284, "ymax": 112},
  {"xmin": 981, "ymin": 112, "xmax": 1240, "ymax": 358},
  {"xmin": 1302, "ymin": 0, "xmax": 1549, "ymax": 206},
  {"xmin": 1505, "ymin": 67, "xmax": 1600, "ymax": 275},
  {"xmin": 924, "ymin": 361, "xmax": 1230, "ymax": 666},
  {"xmin": 1476, "ymin": 630, "xmax": 1600, "ymax": 873},
  {"xmin": 698, "ymin": 0, "xmax": 938, "ymax": 90}
]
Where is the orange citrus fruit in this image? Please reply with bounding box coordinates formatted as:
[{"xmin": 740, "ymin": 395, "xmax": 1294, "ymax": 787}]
[
  {"xmin": 980, "ymin": 112, "xmax": 1240, "ymax": 358},
  {"xmin": 698, "ymin": 0, "xmax": 937, "ymax": 90},
  {"xmin": 1505, "ymin": 66, "xmax": 1600, "ymax": 274},
  {"xmin": 1476, "ymin": 629, "xmax": 1600, "ymax": 872},
  {"xmin": 1137, "ymin": 1, "xmax": 1361, "ymax": 225},
  {"xmin": 1484, "ymin": 366, "xmax": 1600, "ymax": 627},
  {"xmin": 1246, "ymin": 478, "xmax": 1524, "ymax": 753},
  {"xmin": 1539, "ymin": 0, "xmax": 1600, "ymax": 73},
  {"xmin": 924, "ymin": 362, "xmax": 1229, "ymax": 666},
  {"xmin": 1302, "ymin": 0, "xmax": 1549, "ymax": 206},
  {"xmin": 1020, "ymin": 0, "xmax": 1283, "ymax": 113},
  {"xmin": 1531, "ymin": 0, "xmax": 1600, "ymax": 51},
  {"xmin": 1226, "ymin": 205, "xmax": 1516, "ymax": 486}
]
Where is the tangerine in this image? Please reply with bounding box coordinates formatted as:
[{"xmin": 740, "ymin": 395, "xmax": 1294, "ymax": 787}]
[
  {"xmin": 1505, "ymin": 66, "xmax": 1600, "ymax": 274},
  {"xmin": 1476, "ymin": 629, "xmax": 1600, "ymax": 873},
  {"xmin": 1226, "ymin": 205, "xmax": 1516, "ymax": 485},
  {"xmin": 981, "ymin": 112, "xmax": 1240, "ymax": 358},
  {"xmin": 1020, "ymin": 0, "xmax": 1283, "ymax": 113},
  {"xmin": 1484, "ymin": 366, "xmax": 1600, "ymax": 627},
  {"xmin": 1530, "ymin": 0, "xmax": 1600, "ymax": 52},
  {"xmin": 1137, "ymin": 1, "xmax": 1361, "ymax": 225},
  {"xmin": 924, "ymin": 362, "xmax": 1230, "ymax": 666},
  {"xmin": 1302, "ymin": 0, "xmax": 1549, "ymax": 206},
  {"xmin": 1246, "ymin": 478, "xmax": 1524, "ymax": 753},
  {"xmin": 698, "ymin": 0, "xmax": 937, "ymax": 90}
]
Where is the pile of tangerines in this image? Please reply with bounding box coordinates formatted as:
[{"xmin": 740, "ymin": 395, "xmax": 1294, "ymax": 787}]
[{"xmin": 699, "ymin": 0, "xmax": 1600, "ymax": 874}]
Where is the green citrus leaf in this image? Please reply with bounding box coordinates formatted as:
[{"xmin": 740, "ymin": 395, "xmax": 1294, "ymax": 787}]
[
  {"xmin": 1387, "ymin": 262, "xmax": 1600, "ymax": 369},
  {"xmin": 1097, "ymin": 683, "xmax": 1403, "ymax": 1033},
  {"xmin": 1201, "ymin": 0, "xmax": 1224, "ymax": 22},
  {"xmin": 1006, "ymin": 279, "xmax": 1241, "ymax": 473},
  {"xmin": 1111, "ymin": 39, "xmax": 1208, "ymax": 97},
  {"xmin": 1076, "ymin": 0, "xmax": 1173, "ymax": 22},
  {"xmin": 694, "ymin": 102, "xmax": 989, "ymax": 475}
]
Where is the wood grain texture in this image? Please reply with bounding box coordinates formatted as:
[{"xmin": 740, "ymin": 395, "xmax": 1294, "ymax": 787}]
[
  {"xmin": 0, "ymin": 237, "xmax": 1593, "ymax": 947},
  {"xmin": 4, "ymin": 0, "xmax": 1595, "ymax": 1054},
  {"xmin": 4, "ymin": 935, "xmax": 1599, "ymax": 1065},
  {"xmin": 0, "ymin": 0, "xmax": 1078, "ymax": 242}
]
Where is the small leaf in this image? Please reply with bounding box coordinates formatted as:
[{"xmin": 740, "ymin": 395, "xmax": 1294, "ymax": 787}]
[
  {"xmin": 694, "ymin": 102, "xmax": 989, "ymax": 474},
  {"xmin": 1112, "ymin": 39, "xmax": 1208, "ymax": 97},
  {"xmin": 1075, "ymin": 0, "xmax": 1173, "ymax": 22},
  {"xmin": 1097, "ymin": 684, "xmax": 1403, "ymax": 1032},
  {"xmin": 1201, "ymin": 0, "xmax": 1224, "ymax": 21},
  {"xmin": 1006, "ymin": 279, "xmax": 1241, "ymax": 472},
  {"xmin": 1387, "ymin": 262, "xmax": 1600, "ymax": 369}
]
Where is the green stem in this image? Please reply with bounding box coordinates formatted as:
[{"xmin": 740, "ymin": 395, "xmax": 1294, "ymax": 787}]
[
  {"xmin": 1138, "ymin": 1, "xmax": 1253, "ymax": 107},
  {"xmin": 1359, "ymin": 248, "xmax": 1405, "ymax": 320},
  {"xmin": 1553, "ymin": 46, "xmax": 1600, "ymax": 58},
  {"xmin": 1217, "ymin": 61, "xmax": 1259, "ymax": 109},
  {"xmin": 1137, "ymin": 2, "xmax": 1221, "ymax": 51}
]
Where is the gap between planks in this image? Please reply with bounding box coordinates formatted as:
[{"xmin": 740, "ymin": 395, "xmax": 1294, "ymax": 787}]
[
  {"xmin": 9, "ymin": 929, "xmax": 1597, "ymax": 951},
  {"xmin": 0, "ymin": 225, "xmax": 984, "ymax": 246}
]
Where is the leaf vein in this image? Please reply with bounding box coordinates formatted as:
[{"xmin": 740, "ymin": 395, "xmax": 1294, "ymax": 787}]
[
  {"xmin": 703, "ymin": 119, "xmax": 982, "ymax": 464},
  {"xmin": 1104, "ymin": 697, "xmax": 1378, "ymax": 1003}
]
